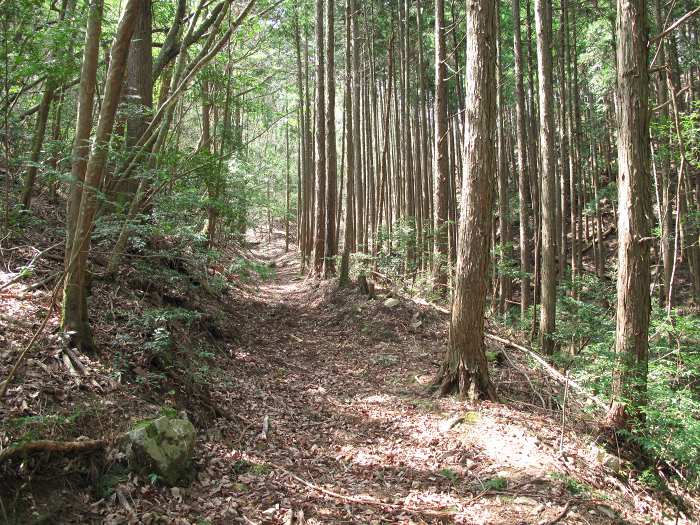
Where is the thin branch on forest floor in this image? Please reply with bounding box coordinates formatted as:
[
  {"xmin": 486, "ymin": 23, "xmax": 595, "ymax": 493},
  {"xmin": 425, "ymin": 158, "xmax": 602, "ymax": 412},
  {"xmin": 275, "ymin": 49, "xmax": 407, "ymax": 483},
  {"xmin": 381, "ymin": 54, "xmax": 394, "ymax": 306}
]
[
  {"xmin": 545, "ymin": 500, "xmax": 573, "ymax": 525},
  {"xmin": 501, "ymin": 349, "xmax": 547, "ymax": 409},
  {"xmin": 22, "ymin": 270, "xmax": 60, "ymax": 294},
  {"xmin": 272, "ymin": 462, "xmax": 494, "ymax": 518},
  {"xmin": 0, "ymin": 241, "xmax": 62, "ymax": 291},
  {"xmin": 484, "ymin": 333, "xmax": 608, "ymax": 413}
]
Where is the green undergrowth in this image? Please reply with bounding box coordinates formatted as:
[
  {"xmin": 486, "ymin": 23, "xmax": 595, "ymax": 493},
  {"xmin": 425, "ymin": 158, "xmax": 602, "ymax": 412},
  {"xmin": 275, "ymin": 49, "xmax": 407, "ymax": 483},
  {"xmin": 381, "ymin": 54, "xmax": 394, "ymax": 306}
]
[
  {"xmin": 6, "ymin": 403, "xmax": 100, "ymax": 446},
  {"xmin": 496, "ymin": 270, "xmax": 700, "ymax": 489}
]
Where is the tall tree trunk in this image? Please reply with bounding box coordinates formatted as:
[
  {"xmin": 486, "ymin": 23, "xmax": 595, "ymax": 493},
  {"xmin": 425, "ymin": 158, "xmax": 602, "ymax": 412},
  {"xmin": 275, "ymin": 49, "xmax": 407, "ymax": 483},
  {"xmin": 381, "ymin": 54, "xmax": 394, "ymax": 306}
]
[
  {"xmin": 286, "ymin": 116, "xmax": 291, "ymax": 252},
  {"xmin": 496, "ymin": 0, "xmax": 512, "ymax": 314},
  {"xmin": 339, "ymin": 2, "xmax": 355, "ymax": 286},
  {"xmin": 606, "ymin": 0, "xmax": 651, "ymax": 428},
  {"xmin": 294, "ymin": 13, "xmax": 308, "ymax": 271},
  {"xmin": 513, "ymin": 0, "xmax": 531, "ymax": 319},
  {"xmin": 312, "ymin": 0, "xmax": 326, "ymax": 275},
  {"xmin": 433, "ymin": 0, "xmax": 449, "ymax": 298},
  {"xmin": 651, "ymin": 0, "xmax": 673, "ymax": 306},
  {"xmin": 323, "ymin": 0, "xmax": 337, "ymax": 277},
  {"xmin": 62, "ymin": 0, "xmax": 103, "ymax": 339},
  {"xmin": 433, "ymin": 0, "xmax": 497, "ymax": 401},
  {"xmin": 116, "ymin": 0, "xmax": 153, "ymax": 204},
  {"xmin": 534, "ymin": 0, "xmax": 557, "ymax": 355},
  {"xmin": 558, "ymin": 0, "xmax": 569, "ymax": 280},
  {"xmin": 400, "ymin": 0, "xmax": 415, "ymax": 269}
]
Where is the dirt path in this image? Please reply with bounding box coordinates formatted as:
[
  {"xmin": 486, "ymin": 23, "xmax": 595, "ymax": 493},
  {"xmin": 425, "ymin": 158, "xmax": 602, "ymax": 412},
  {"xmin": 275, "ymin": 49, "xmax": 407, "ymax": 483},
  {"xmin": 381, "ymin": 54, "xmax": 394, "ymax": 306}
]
[
  {"xmin": 170, "ymin": 232, "xmax": 665, "ymax": 525},
  {"xmin": 85, "ymin": 233, "xmax": 682, "ymax": 524}
]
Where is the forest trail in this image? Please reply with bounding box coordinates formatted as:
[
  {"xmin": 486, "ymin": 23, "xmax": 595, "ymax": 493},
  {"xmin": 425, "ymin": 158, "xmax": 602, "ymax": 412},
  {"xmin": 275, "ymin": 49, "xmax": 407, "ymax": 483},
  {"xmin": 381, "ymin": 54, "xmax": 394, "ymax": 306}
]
[{"xmin": 170, "ymin": 231, "xmax": 672, "ymax": 525}]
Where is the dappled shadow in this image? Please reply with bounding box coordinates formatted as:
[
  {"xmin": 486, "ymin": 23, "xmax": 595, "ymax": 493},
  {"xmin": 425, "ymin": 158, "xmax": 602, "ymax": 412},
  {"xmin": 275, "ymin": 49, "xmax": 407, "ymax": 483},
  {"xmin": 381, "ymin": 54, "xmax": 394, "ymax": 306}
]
[{"xmin": 183, "ymin": 232, "xmax": 638, "ymax": 524}]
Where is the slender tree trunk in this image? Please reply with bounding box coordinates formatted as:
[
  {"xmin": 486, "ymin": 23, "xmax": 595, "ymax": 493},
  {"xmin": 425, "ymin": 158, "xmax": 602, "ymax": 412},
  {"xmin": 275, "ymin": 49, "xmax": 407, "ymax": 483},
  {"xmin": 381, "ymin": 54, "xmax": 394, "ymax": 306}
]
[
  {"xmin": 534, "ymin": 0, "xmax": 557, "ymax": 354},
  {"xmin": 352, "ymin": 0, "xmax": 364, "ymax": 259},
  {"xmin": 286, "ymin": 117, "xmax": 291, "ymax": 252},
  {"xmin": 513, "ymin": 0, "xmax": 531, "ymax": 319},
  {"xmin": 339, "ymin": 2, "xmax": 355, "ymax": 286},
  {"xmin": 65, "ymin": 0, "xmax": 103, "ymax": 275},
  {"xmin": 312, "ymin": 0, "xmax": 326, "ymax": 275},
  {"xmin": 400, "ymin": 0, "xmax": 415, "ymax": 268},
  {"xmin": 294, "ymin": 14, "xmax": 308, "ymax": 271},
  {"xmin": 558, "ymin": 0, "xmax": 569, "ymax": 280},
  {"xmin": 433, "ymin": 0, "xmax": 449, "ymax": 298},
  {"xmin": 63, "ymin": 0, "xmax": 138, "ymax": 352},
  {"xmin": 323, "ymin": 0, "xmax": 337, "ymax": 277},
  {"xmin": 496, "ymin": 1, "xmax": 512, "ymax": 313}
]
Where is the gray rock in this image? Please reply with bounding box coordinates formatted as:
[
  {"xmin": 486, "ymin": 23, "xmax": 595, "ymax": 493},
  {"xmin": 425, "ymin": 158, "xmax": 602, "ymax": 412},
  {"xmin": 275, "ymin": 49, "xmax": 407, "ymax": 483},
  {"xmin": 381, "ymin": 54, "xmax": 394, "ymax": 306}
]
[
  {"xmin": 383, "ymin": 298, "xmax": 400, "ymax": 308},
  {"xmin": 126, "ymin": 416, "xmax": 196, "ymax": 486},
  {"xmin": 589, "ymin": 443, "xmax": 622, "ymax": 473}
]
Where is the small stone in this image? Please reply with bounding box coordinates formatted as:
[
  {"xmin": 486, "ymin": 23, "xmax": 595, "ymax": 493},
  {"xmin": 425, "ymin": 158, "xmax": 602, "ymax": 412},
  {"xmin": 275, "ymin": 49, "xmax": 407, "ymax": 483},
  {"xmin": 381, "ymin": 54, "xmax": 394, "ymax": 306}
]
[
  {"xmin": 514, "ymin": 496, "xmax": 538, "ymax": 506},
  {"xmin": 596, "ymin": 505, "xmax": 617, "ymax": 519},
  {"xmin": 383, "ymin": 298, "xmax": 400, "ymax": 308},
  {"xmin": 589, "ymin": 443, "xmax": 622, "ymax": 472}
]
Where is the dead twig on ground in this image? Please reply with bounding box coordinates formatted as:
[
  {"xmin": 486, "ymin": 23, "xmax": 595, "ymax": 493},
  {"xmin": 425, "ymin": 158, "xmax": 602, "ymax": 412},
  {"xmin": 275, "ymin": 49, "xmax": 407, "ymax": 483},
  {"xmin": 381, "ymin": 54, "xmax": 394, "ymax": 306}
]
[
  {"xmin": 484, "ymin": 333, "xmax": 608, "ymax": 414},
  {"xmin": 272, "ymin": 462, "xmax": 494, "ymax": 519},
  {"xmin": 0, "ymin": 242, "xmax": 62, "ymax": 292},
  {"xmin": 545, "ymin": 500, "xmax": 573, "ymax": 525},
  {"xmin": 0, "ymin": 278, "xmax": 61, "ymax": 399}
]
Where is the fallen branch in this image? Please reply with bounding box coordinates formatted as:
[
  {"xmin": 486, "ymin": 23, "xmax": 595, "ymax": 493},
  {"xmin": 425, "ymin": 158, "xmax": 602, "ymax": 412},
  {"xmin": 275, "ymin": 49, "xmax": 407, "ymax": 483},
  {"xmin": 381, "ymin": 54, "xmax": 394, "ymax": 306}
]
[
  {"xmin": 64, "ymin": 347, "xmax": 89, "ymax": 376},
  {"xmin": 274, "ymin": 463, "xmax": 466, "ymax": 518},
  {"xmin": 484, "ymin": 333, "xmax": 608, "ymax": 414},
  {"xmin": 500, "ymin": 349, "xmax": 547, "ymax": 409},
  {"xmin": 23, "ymin": 271, "xmax": 61, "ymax": 293},
  {"xmin": 0, "ymin": 438, "xmax": 105, "ymax": 465},
  {"xmin": 0, "ymin": 242, "xmax": 62, "ymax": 292},
  {"xmin": 546, "ymin": 500, "xmax": 573, "ymax": 525}
]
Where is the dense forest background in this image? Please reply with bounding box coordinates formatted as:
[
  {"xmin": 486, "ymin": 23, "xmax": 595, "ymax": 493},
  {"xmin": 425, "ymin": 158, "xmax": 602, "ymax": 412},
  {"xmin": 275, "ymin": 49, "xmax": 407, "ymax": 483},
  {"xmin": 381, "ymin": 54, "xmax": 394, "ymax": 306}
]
[{"xmin": 1, "ymin": 0, "xmax": 700, "ymax": 522}]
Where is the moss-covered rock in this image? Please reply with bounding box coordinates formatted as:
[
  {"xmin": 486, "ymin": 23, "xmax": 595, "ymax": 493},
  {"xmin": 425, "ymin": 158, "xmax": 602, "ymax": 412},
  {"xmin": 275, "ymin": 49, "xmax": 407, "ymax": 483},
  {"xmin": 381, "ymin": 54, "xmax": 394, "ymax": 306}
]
[{"xmin": 125, "ymin": 416, "xmax": 196, "ymax": 486}]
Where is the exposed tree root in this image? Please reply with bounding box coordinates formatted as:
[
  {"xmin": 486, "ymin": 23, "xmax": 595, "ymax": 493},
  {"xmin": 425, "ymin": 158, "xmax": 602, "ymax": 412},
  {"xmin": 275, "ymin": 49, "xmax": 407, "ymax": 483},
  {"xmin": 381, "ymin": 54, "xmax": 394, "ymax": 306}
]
[
  {"xmin": 0, "ymin": 439, "xmax": 106, "ymax": 465},
  {"xmin": 432, "ymin": 361, "xmax": 497, "ymax": 401}
]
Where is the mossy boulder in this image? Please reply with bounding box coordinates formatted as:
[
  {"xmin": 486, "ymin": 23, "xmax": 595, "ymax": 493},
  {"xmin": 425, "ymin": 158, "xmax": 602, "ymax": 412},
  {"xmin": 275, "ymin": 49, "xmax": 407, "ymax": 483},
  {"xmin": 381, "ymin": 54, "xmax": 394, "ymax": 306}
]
[{"xmin": 125, "ymin": 416, "xmax": 196, "ymax": 486}]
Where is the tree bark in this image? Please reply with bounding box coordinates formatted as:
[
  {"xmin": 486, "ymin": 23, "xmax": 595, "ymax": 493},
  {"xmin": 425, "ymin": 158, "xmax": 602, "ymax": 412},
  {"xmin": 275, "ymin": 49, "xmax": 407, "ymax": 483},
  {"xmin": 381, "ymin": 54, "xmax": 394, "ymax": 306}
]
[
  {"xmin": 433, "ymin": 0, "xmax": 449, "ymax": 298},
  {"xmin": 339, "ymin": 2, "xmax": 355, "ymax": 286},
  {"xmin": 62, "ymin": 0, "xmax": 104, "ymax": 348},
  {"xmin": 323, "ymin": 0, "xmax": 337, "ymax": 277},
  {"xmin": 534, "ymin": 0, "xmax": 557, "ymax": 355},
  {"xmin": 512, "ymin": 0, "xmax": 531, "ymax": 320},
  {"xmin": 434, "ymin": 0, "xmax": 497, "ymax": 401},
  {"xmin": 312, "ymin": 0, "xmax": 326, "ymax": 275},
  {"xmin": 606, "ymin": 0, "xmax": 651, "ymax": 427},
  {"xmin": 62, "ymin": 0, "xmax": 139, "ymax": 352}
]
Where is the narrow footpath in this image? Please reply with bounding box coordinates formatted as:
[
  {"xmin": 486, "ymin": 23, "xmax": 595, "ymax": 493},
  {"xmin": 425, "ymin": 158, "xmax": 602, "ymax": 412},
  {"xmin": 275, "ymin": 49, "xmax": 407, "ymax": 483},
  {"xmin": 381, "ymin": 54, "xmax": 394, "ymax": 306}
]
[{"xmin": 166, "ymin": 232, "xmax": 675, "ymax": 525}]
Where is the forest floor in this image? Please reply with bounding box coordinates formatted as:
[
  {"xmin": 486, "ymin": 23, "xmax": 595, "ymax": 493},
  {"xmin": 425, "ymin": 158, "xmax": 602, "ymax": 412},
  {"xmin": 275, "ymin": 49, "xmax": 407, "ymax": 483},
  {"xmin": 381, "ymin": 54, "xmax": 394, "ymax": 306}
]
[{"xmin": 1, "ymin": 224, "xmax": 697, "ymax": 524}]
